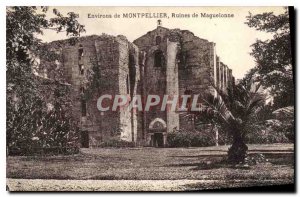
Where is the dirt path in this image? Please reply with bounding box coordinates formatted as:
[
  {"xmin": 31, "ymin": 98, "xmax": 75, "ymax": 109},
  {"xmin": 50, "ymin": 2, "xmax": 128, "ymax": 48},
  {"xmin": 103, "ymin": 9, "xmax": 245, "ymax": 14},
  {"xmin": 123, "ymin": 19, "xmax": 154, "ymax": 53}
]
[
  {"xmin": 7, "ymin": 179, "xmax": 203, "ymax": 191},
  {"xmin": 7, "ymin": 178, "xmax": 293, "ymax": 191}
]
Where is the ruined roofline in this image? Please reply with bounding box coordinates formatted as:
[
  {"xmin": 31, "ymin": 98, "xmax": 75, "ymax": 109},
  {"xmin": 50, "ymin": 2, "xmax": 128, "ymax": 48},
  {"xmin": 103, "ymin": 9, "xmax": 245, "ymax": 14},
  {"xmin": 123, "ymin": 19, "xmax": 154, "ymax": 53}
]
[
  {"xmin": 44, "ymin": 34, "xmax": 134, "ymax": 48},
  {"xmin": 42, "ymin": 30, "xmax": 233, "ymax": 72},
  {"xmin": 133, "ymin": 26, "xmax": 210, "ymax": 44},
  {"xmin": 133, "ymin": 27, "xmax": 233, "ymax": 72},
  {"xmin": 220, "ymin": 60, "xmax": 232, "ymax": 71},
  {"xmin": 216, "ymin": 56, "xmax": 232, "ymax": 72}
]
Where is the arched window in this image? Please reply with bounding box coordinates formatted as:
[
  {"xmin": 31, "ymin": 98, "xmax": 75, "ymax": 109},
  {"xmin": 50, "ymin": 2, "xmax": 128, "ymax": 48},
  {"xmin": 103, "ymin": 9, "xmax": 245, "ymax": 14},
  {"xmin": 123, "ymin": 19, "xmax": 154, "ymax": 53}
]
[
  {"xmin": 155, "ymin": 36, "xmax": 161, "ymax": 45},
  {"xmin": 154, "ymin": 50, "xmax": 164, "ymax": 67}
]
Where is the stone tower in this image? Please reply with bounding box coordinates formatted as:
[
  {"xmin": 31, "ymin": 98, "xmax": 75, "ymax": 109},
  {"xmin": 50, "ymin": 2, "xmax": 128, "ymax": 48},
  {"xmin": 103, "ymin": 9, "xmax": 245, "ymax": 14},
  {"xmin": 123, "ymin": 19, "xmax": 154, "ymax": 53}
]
[{"xmin": 42, "ymin": 25, "xmax": 234, "ymax": 148}]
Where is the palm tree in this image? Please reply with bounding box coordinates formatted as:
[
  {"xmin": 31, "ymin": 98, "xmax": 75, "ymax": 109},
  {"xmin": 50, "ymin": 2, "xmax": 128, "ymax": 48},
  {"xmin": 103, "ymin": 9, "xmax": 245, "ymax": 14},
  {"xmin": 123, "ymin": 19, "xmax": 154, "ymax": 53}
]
[{"xmin": 194, "ymin": 82, "xmax": 266, "ymax": 164}]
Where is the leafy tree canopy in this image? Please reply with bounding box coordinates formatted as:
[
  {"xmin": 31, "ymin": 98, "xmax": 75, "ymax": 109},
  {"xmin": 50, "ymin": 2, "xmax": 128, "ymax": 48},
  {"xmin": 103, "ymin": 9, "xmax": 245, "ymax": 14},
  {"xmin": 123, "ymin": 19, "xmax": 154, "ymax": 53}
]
[
  {"xmin": 245, "ymin": 8, "xmax": 294, "ymax": 108},
  {"xmin": 6, "ymin": 6, "xmax": 85, "ymax": 155}
]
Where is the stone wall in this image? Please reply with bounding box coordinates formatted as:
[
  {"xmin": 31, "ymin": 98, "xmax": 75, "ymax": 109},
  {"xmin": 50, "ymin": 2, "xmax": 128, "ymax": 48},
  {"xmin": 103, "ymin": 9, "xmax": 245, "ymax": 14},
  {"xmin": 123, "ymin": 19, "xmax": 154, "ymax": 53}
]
[
  {"xmin": 44, "ymin": 35, "xmax": 140, "ymax": 147},
  {"xmin": 134, "ymin": 26, "xmax": 235, "ymax": 137},
  {"xmin": 134, "ymin": 26, "xmax": 169, "ymax": 144},
  {"xmin": 41, "ymin": 26, "xmax": 235, "ymax": 147},
  {"xmin": 177, "ymin": 33, "xmax": 216, "ymax": 131}
]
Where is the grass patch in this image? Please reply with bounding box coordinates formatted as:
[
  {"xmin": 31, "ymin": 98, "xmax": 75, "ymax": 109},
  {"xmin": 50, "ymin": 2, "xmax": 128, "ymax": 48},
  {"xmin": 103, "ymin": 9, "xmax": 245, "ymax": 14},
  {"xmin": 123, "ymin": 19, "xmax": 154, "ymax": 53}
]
[{"xmin": 7, "ymin": 144, "xmax": 294, "ymax": 182}]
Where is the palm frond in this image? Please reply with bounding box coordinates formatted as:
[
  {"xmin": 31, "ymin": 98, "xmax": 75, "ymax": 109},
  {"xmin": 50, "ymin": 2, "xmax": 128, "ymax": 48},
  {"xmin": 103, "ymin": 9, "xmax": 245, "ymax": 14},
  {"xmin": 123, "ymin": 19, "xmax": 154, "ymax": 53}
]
[
  {"xmin": 201, "ymin": 88, "xmax": 236, "ymax": 126},
  {"xmin": 242, "ymin": 82, "xmax": 266, "ymax": 118},
  {"xmin": 272, "ymin": 106, "xmax": 294, "ymax": 118}
]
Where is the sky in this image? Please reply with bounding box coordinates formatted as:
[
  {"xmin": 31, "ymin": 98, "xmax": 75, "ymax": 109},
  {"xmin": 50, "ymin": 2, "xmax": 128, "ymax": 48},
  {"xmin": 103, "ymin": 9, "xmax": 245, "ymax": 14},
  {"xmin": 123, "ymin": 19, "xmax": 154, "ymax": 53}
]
[{"xmin": 39, "ymin": 6, "xmax": 286, "ymax": 79}]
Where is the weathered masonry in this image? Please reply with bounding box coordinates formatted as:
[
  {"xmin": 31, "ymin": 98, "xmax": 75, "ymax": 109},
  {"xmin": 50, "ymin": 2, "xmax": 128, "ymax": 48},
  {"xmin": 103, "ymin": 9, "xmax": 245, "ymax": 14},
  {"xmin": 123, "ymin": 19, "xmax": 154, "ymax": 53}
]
[
  {"xmin": 42, "ymin": 24, "xmax": 234, "ymax": 148},
  {"xmin": 133, "ymin": 25, "xmax": 234, "ymax": 147}
]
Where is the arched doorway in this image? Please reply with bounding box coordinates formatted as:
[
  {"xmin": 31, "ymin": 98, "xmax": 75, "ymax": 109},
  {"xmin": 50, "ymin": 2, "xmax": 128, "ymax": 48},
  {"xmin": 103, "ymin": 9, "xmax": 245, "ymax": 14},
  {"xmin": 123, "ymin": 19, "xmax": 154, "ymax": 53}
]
[{"xmin": 148, "ymin": 118, "xmax": 167, "ymax": 147}]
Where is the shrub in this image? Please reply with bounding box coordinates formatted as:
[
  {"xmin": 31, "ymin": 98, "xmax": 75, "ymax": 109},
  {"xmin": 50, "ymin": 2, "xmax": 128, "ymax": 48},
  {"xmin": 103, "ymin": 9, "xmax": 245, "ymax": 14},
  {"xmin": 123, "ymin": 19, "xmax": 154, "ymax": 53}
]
[
  {"xmin": 8, "ymin": 146, "xmax": 79, "ymax": 156},
  {"xmin": 190, "ymin": 132, "xmax": 215, "ymax": 147},
  {"xmin": 167, "ymin": 132, "xmax": 191, "ymax": 147},
  {"xmin": 245, "ymin": 130, "xmax": 290, "ymax": 144},
  {"xmin": 167, "ymin": 130, "xmax": 215, "ymax": 148},
  {"xmin": 7, "ymin": 80, "xmax": 80, "ymax": 156},
  {"xmin": 99, "ymin": 139, "xmax": 135, "ymax": 148}
]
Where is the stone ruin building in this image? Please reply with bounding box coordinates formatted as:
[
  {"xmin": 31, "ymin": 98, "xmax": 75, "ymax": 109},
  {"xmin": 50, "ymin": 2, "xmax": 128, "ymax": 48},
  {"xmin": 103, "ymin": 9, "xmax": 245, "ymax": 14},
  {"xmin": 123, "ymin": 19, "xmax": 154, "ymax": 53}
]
[{"xmin": 42, "ymin": 23, "xmax": 235, "ymax": 148}]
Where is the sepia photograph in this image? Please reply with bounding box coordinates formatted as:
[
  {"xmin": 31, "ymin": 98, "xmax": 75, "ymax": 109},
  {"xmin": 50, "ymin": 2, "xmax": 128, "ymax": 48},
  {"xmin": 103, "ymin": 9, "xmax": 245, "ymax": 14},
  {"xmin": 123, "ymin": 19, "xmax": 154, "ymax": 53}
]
[{"xmin": 5, "ymin": 6, "xmax": 295, "ymax": 192}]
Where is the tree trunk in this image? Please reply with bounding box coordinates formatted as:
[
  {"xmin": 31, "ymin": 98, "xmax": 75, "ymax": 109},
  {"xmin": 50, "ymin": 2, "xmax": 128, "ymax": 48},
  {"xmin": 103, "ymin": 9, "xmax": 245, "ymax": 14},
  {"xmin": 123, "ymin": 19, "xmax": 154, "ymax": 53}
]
[{"xmin": 228, "ymin": 131, "xmax": 248, "ymax": 164}]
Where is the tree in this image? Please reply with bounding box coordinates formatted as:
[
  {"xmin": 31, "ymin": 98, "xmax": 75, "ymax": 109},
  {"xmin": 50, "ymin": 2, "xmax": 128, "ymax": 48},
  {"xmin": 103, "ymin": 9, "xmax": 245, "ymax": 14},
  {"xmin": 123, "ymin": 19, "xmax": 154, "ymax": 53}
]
[
  {"xmin": 245, "ymin": 8, "xmax": 294, "ymax": 108},
  {"xmin": 6, "ymin": 7, "xmax": 85, "ymax": 155},
  {"xmin": 194, "ymin": 83, "xmax": 266, "ymax": 164},
  {"xmin": 271, "ymin": 106, "xmax": 294, "ymax": 142}
]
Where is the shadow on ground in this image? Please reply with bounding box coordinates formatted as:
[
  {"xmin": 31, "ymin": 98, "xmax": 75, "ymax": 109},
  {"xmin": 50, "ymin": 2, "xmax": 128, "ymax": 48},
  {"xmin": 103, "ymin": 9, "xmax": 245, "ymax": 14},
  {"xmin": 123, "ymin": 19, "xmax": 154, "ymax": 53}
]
[{"xmin": 166, "ymin": 152, "xmax": 294, "ymax": 171}]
